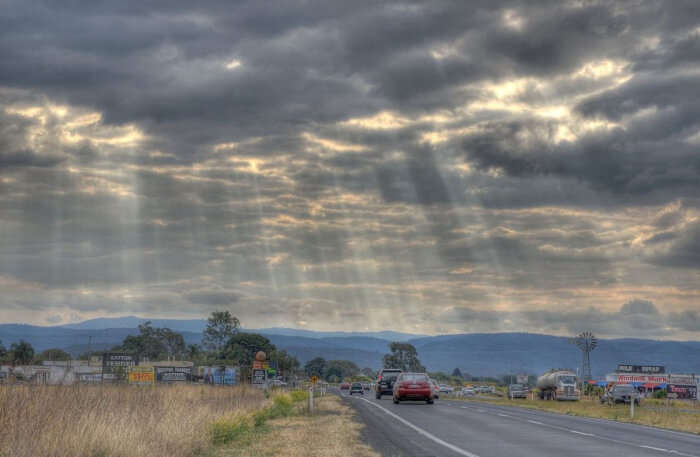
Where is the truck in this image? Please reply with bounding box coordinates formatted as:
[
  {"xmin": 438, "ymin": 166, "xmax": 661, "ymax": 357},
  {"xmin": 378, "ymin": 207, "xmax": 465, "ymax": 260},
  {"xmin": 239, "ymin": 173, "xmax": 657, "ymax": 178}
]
[{"xmin": 536, "ymin": 369, "xmax": 579, "ymax": 400}]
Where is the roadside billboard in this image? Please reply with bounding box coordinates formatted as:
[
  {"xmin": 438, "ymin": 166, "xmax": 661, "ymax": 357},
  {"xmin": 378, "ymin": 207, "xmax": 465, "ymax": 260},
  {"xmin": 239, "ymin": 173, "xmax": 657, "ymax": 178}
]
[
  {"xmin": 668, "ymin": 374, "xmax": 697, "ymax": 400},
  {"xmin": 102, "ymin": 353, "xmax": 136, "ymax": 382},
  {"xmin": 202, "ymin": 366, "xmax": 237, "ymax": 385},
  {"xmin": 617, "ymin": 365, "xmax": 665, "ymax": 374},
  {"xmin": 128, "ymin": 366, "xmax": 155, "ymax": 386},
  {"xmin": 606, "ymin": 374, "xmax": 668, "ymax": 384},
  {"xmin": 154, "ymin": 366, "xmax": 192, "ymax": 383},
  {"xmin": 252, "ymin": 368, "xmax": 266, "ymax": 385},
  {"xmin": 79, "ymin": 373, "xmax": 103, "ymax": 384}
]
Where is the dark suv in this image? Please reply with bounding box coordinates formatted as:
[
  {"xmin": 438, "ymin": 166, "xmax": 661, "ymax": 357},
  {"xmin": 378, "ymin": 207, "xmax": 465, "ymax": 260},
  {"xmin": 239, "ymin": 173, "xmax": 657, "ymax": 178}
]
[
  {"xmin": 600, "ymin": 384, "xmax": 641, "ymax": 405},
  {"xmin": 376, "ymin": 368, "xmax": 402, "ymax": 399}
]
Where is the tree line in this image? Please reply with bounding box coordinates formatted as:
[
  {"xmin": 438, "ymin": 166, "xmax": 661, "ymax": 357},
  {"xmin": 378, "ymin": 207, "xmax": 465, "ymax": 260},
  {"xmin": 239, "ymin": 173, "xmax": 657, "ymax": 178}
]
[{"xmin": 0, "ymin": 312, "xmax": 302, "ymax": 381}]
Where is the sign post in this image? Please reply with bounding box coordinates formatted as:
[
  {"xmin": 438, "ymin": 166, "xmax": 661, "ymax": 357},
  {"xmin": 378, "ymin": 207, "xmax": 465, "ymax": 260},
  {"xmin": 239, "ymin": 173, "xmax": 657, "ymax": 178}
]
[
  {"xmin": 630, "ymin": 389, "xmax": 635, "ymax": 418},
  {"xmin": 309, "ymin": 376, "xmax": 317, "ymax": 413}
]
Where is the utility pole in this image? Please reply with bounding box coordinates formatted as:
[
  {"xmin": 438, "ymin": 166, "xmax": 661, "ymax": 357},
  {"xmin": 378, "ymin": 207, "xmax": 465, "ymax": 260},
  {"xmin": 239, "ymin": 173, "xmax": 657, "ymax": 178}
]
[{"xmin": 87, "ymin": 336, "xmax": 92, "ymax": 366}]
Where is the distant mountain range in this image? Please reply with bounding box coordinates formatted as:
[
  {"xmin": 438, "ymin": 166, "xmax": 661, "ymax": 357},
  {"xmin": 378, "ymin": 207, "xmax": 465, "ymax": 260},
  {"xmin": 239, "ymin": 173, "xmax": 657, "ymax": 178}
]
[{"xmin": 2, "ymin": 317, "xmax": 699, "ymax": 377}]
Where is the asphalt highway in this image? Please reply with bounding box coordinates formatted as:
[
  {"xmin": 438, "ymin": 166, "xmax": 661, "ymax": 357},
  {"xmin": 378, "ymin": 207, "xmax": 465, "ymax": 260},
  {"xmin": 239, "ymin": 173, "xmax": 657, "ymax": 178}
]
[{"xmin": 339, "ymin": 392, "xmax": 700, "ymax": 457}]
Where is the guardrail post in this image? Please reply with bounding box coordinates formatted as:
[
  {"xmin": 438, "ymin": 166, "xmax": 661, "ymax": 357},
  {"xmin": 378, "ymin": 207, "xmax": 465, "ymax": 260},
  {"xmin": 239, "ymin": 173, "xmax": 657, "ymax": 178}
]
[{"xmin": 630, "ymin": 389, "xmax": 635, "ymax": 418}]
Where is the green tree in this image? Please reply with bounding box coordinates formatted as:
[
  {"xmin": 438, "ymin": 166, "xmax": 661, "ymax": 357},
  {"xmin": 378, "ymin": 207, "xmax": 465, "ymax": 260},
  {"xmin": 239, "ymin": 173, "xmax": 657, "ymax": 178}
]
[
  {"xmin": 382, "ymin": 342, "xmax": 425, "ymax": 372},
  {"xmin": 157, "ymin": 327, "xmax": 186, "ymax": 360},
  {"xmin": 221, "ymin": 333, "xmax": 274, "ymax": 366},
  {"xmin": 37, "ymin": 348, "xmax": 72, "ymax": 362},
  {"xmin": 10, "ymin": 340, "xmax": 35, "ymax": 365},
  {"xmin": 324, "ymin": 360, "xmax": 360, "ymax": 381},
  {"xmin": 203, "ymin": 311, "xmax": 240, "ymax": 353},
  {"xmin": 361, "ymin": 367, "xmax": 376, "ymax": 378},
  {"xmin": 269, "ymin": 349, "xmax": 300, "ymax": 377},
  {"xmin": 452, "ymin": 367, "xmax": 463, "ymax": 378},
  {"xmin": 304, "ymin": 357, "xmax": 326, "ymax": 378},
  {"xmin": 115, "ymin": 321, "xmax": 187, "ymax": 361},
  {"xmin": 0, "ymin": 340, "xmax": 7, "ymax": 362},
  {"xmin": 187, "ymin": 344, "xmax": 202, "ymax": 360}
]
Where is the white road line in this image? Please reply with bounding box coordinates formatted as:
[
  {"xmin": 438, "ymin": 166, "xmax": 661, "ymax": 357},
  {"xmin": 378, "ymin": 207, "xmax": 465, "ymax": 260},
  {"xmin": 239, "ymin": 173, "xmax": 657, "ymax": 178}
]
[
  {"xmin": 359, "ymin": 398, "xmax": 481, "ymax": 457},
  {"xmin": 527, "ymin": 420, "xmax": 544, "ymax": 425},
  {"xmin": 640, "ymin": 445, "xmax": 670, "ymax": 452},
  {"xmin": 570, "ymin": 430, "xmax": 595, "ymax": 437},
  {"xmin": 497, "ymin": 413, "xmax": 511, "ymax": 417}
]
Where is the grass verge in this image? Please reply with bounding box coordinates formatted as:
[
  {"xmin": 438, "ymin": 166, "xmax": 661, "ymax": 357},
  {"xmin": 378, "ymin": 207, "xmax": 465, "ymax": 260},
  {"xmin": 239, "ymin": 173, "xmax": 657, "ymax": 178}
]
[
  {"xmin": 0, "ymin": 384, "xmax": 267, "ymax": 457},
  {"xmin": 456, "ymin": 395, "xmax": 700, "ymax": 434},
  {"xmin": 207, "ymin": 394, "xmax": 380, "ymax": 457}
]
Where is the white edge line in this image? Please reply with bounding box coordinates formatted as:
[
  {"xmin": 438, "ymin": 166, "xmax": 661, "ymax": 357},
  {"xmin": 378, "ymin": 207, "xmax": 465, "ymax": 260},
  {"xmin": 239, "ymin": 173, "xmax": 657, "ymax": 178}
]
[
  {"xmin": 359, "ymin": 398, "xmax": 481, "ymax": 457},
  {"xmin": 570, "ymin": 430, "xmax": 595, "ymax": 437}
]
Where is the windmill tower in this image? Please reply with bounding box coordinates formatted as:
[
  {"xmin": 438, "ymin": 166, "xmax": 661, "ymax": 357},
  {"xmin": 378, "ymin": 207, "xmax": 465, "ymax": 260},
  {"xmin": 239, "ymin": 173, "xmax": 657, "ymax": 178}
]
[{"xmin": 569, "ymin": 331, "xmax": 598, "ymax": 382}]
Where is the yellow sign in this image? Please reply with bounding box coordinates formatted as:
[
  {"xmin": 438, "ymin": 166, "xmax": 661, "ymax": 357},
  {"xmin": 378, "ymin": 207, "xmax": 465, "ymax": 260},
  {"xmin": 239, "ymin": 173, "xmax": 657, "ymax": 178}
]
[
  {"xmin": 311, "ymin": 376, "xmax": 318, "ymax": 384},
  {"xmin": 128, "ymin": 366, "xmax": 155, "ymax": 386}
]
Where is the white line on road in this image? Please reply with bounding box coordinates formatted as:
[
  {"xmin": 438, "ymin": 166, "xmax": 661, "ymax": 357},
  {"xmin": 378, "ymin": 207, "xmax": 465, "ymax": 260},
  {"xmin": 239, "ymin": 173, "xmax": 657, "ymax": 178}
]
[
  {"xmin": 640, "ymin": 445, "xmax": 670, "ymax": 452},
  {"xmin": 527, "ymin": 420, "xmax": 544, "ymax": 425},
  {"xmin": 570, "ymin": 430, "xmax": 595, "ymax": 437},
  {"xmin": 497, "ymin": 413, "xmax": 511, "ymax": 417},
  {"xmin": 359, "ymin": 398, "xmax": 482, "ymax": 457}
]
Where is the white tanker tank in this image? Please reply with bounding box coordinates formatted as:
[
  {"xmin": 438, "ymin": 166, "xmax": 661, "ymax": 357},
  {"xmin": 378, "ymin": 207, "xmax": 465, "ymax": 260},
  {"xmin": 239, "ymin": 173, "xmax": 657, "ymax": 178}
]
[{"xmin": 536, "ymin": 369, "xmax": 579, "ymax": 401}]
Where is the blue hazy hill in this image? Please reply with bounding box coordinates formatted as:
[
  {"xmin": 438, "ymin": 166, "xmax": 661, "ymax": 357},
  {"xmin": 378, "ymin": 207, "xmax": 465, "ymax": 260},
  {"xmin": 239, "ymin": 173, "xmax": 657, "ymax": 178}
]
[{"xmin": 2, "ymin": 320, "xmax": 699, "ymax": 377}]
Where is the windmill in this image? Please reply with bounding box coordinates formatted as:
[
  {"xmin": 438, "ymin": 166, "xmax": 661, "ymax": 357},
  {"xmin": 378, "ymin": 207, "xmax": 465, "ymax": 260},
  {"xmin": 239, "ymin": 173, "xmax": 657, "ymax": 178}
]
[{"xmin": 569, "ymin": 331, "xmax": 598, "ymax": 383}]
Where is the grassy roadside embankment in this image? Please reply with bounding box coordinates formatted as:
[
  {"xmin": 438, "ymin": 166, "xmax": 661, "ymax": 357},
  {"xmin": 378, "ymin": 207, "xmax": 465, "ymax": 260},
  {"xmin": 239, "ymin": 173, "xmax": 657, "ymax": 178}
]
[
  {"xmin": 0, "ymin": 383, "xmax": 267, "ymax": 457},
  {"xmin": 456, "ymin": 395, "xmax": 700, "ymax": 434},
  {"xmin": 207, "ymin": 392, "xmax": 380, "ymax": 457},
  {"xmin": 0, "ymin": 384, "xmax": 378, "ymax": 457}
]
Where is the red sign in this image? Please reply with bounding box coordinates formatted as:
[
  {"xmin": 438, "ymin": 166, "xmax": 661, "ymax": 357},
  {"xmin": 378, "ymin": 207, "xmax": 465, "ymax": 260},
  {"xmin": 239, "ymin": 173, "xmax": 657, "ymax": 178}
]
[{"xmin": 615, "ymin": 375, "xmax": 668, "ymax": 384}]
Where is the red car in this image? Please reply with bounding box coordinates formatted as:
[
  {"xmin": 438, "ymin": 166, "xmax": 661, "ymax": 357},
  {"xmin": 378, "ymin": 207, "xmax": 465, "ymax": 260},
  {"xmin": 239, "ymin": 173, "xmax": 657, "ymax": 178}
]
[
  {"xmin": 393, "ymin": 372, "xmax": 434, "ymax": 404},
  {"xmin": 340, "ymin": 382, "xmax": 350, "ymax": 390}
]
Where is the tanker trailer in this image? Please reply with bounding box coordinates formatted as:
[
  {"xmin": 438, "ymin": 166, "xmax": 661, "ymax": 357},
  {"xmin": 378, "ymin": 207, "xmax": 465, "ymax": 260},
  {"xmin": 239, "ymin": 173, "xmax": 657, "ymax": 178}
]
[{"xmin": 536, "ymin": 370, "xmax": 579, "ymax": 400}]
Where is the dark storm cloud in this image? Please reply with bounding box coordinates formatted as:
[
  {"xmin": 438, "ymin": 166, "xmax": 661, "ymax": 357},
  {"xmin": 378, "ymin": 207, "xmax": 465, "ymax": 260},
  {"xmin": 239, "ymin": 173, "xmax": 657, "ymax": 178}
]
[
  {"xmin": 1, "ymin": 0, "xmax": 699, "ymax": 335},
  {"xmin": 446, "ymin": 300, "xmax": 697, "ymax": 337},
  {"xmin": 650, "ymin": 220, "xmax": 700, "ymax": 269},
  {"xmin": 185, "ymin": 290, "xmax": 240, "ymax": 306}
]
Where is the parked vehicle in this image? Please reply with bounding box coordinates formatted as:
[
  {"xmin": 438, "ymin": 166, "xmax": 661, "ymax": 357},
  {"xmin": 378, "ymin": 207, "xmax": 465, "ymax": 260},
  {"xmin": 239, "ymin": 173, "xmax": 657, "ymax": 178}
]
[
  {"xmin": 393, "ymin": 372, "xmax": 434, "ymax": 404},
  {"xmin": 362, "ymin": 383, "xmax": 371, "ymax": 391},
  {"xmin": 600, "ymin": 384, "xmax": 641, "ymax": 405},
  {"xmin": 349, "ymin": 382, "xmax": 364, "ymax": 395},
  {"xmin": 340, "ymin": 382, "xmax": 351, "ymax": 390},
  {"xmin": 537, "ymin": 370, "xmax": 579, "ymax": 401},
  {"xmin": 438, "ymin": 384, "xmax": 453, "ymax": 394},
  {"xmin": 430, "ymin": 379, "xmax": 440, "ymax": 399},
  {"xmin": 508, "ymin": 384, "xmax": 528, "ymax": 399},
  {"xmin": 376, "ymin": 368, "xmax": 402, "ymax": 399},
  {"xmin": 460, "ymin": 387, "xmax": 476, "ymax": 396}
]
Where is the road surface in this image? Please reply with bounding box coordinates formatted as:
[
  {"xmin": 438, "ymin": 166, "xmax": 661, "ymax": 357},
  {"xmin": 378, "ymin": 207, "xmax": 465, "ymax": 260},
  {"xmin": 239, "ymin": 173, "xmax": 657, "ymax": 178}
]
[{"xmin": 339, "ymin": 392, "xmax": 700, "ymax": 457}]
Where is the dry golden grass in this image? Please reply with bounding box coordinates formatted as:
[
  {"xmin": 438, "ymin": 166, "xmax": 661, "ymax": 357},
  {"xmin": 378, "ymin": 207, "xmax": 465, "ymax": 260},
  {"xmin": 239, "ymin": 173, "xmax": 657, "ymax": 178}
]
[
  {"xmin": 210, "ymin": 395, "xmax": 380, "ymax": 457},
  {"xmin": 458, "ymin": 396, "xmax": 700, "ymax": 434},
  {"xmin": 0, "ymin": 384, "xmax": 267, "ymax": 457}
]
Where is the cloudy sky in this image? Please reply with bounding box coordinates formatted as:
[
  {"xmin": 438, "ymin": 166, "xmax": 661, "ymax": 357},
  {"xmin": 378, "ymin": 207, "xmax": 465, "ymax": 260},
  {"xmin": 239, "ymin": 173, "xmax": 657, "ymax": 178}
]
[{"xmin": 1, "ymin": 0, "xmax": 699, "ymax": 339}]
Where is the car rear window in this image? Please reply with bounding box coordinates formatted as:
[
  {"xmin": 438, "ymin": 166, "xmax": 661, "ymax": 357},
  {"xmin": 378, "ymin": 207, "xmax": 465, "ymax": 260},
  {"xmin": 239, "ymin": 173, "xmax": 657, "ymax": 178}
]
[
  {"xmin": 381, "ymin": 370, "xmax": 401, "ymax": 380},
  {"xmin": 352, "ymin": 383, "xmax": 362, "ymax": 388},
  {"xmin": 615, "ymin": 385, "xmax": 634, "ymax": 393},
  {"xmin": 399, "ymin": 374, "xmax": 428, "ymax": 382}
]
